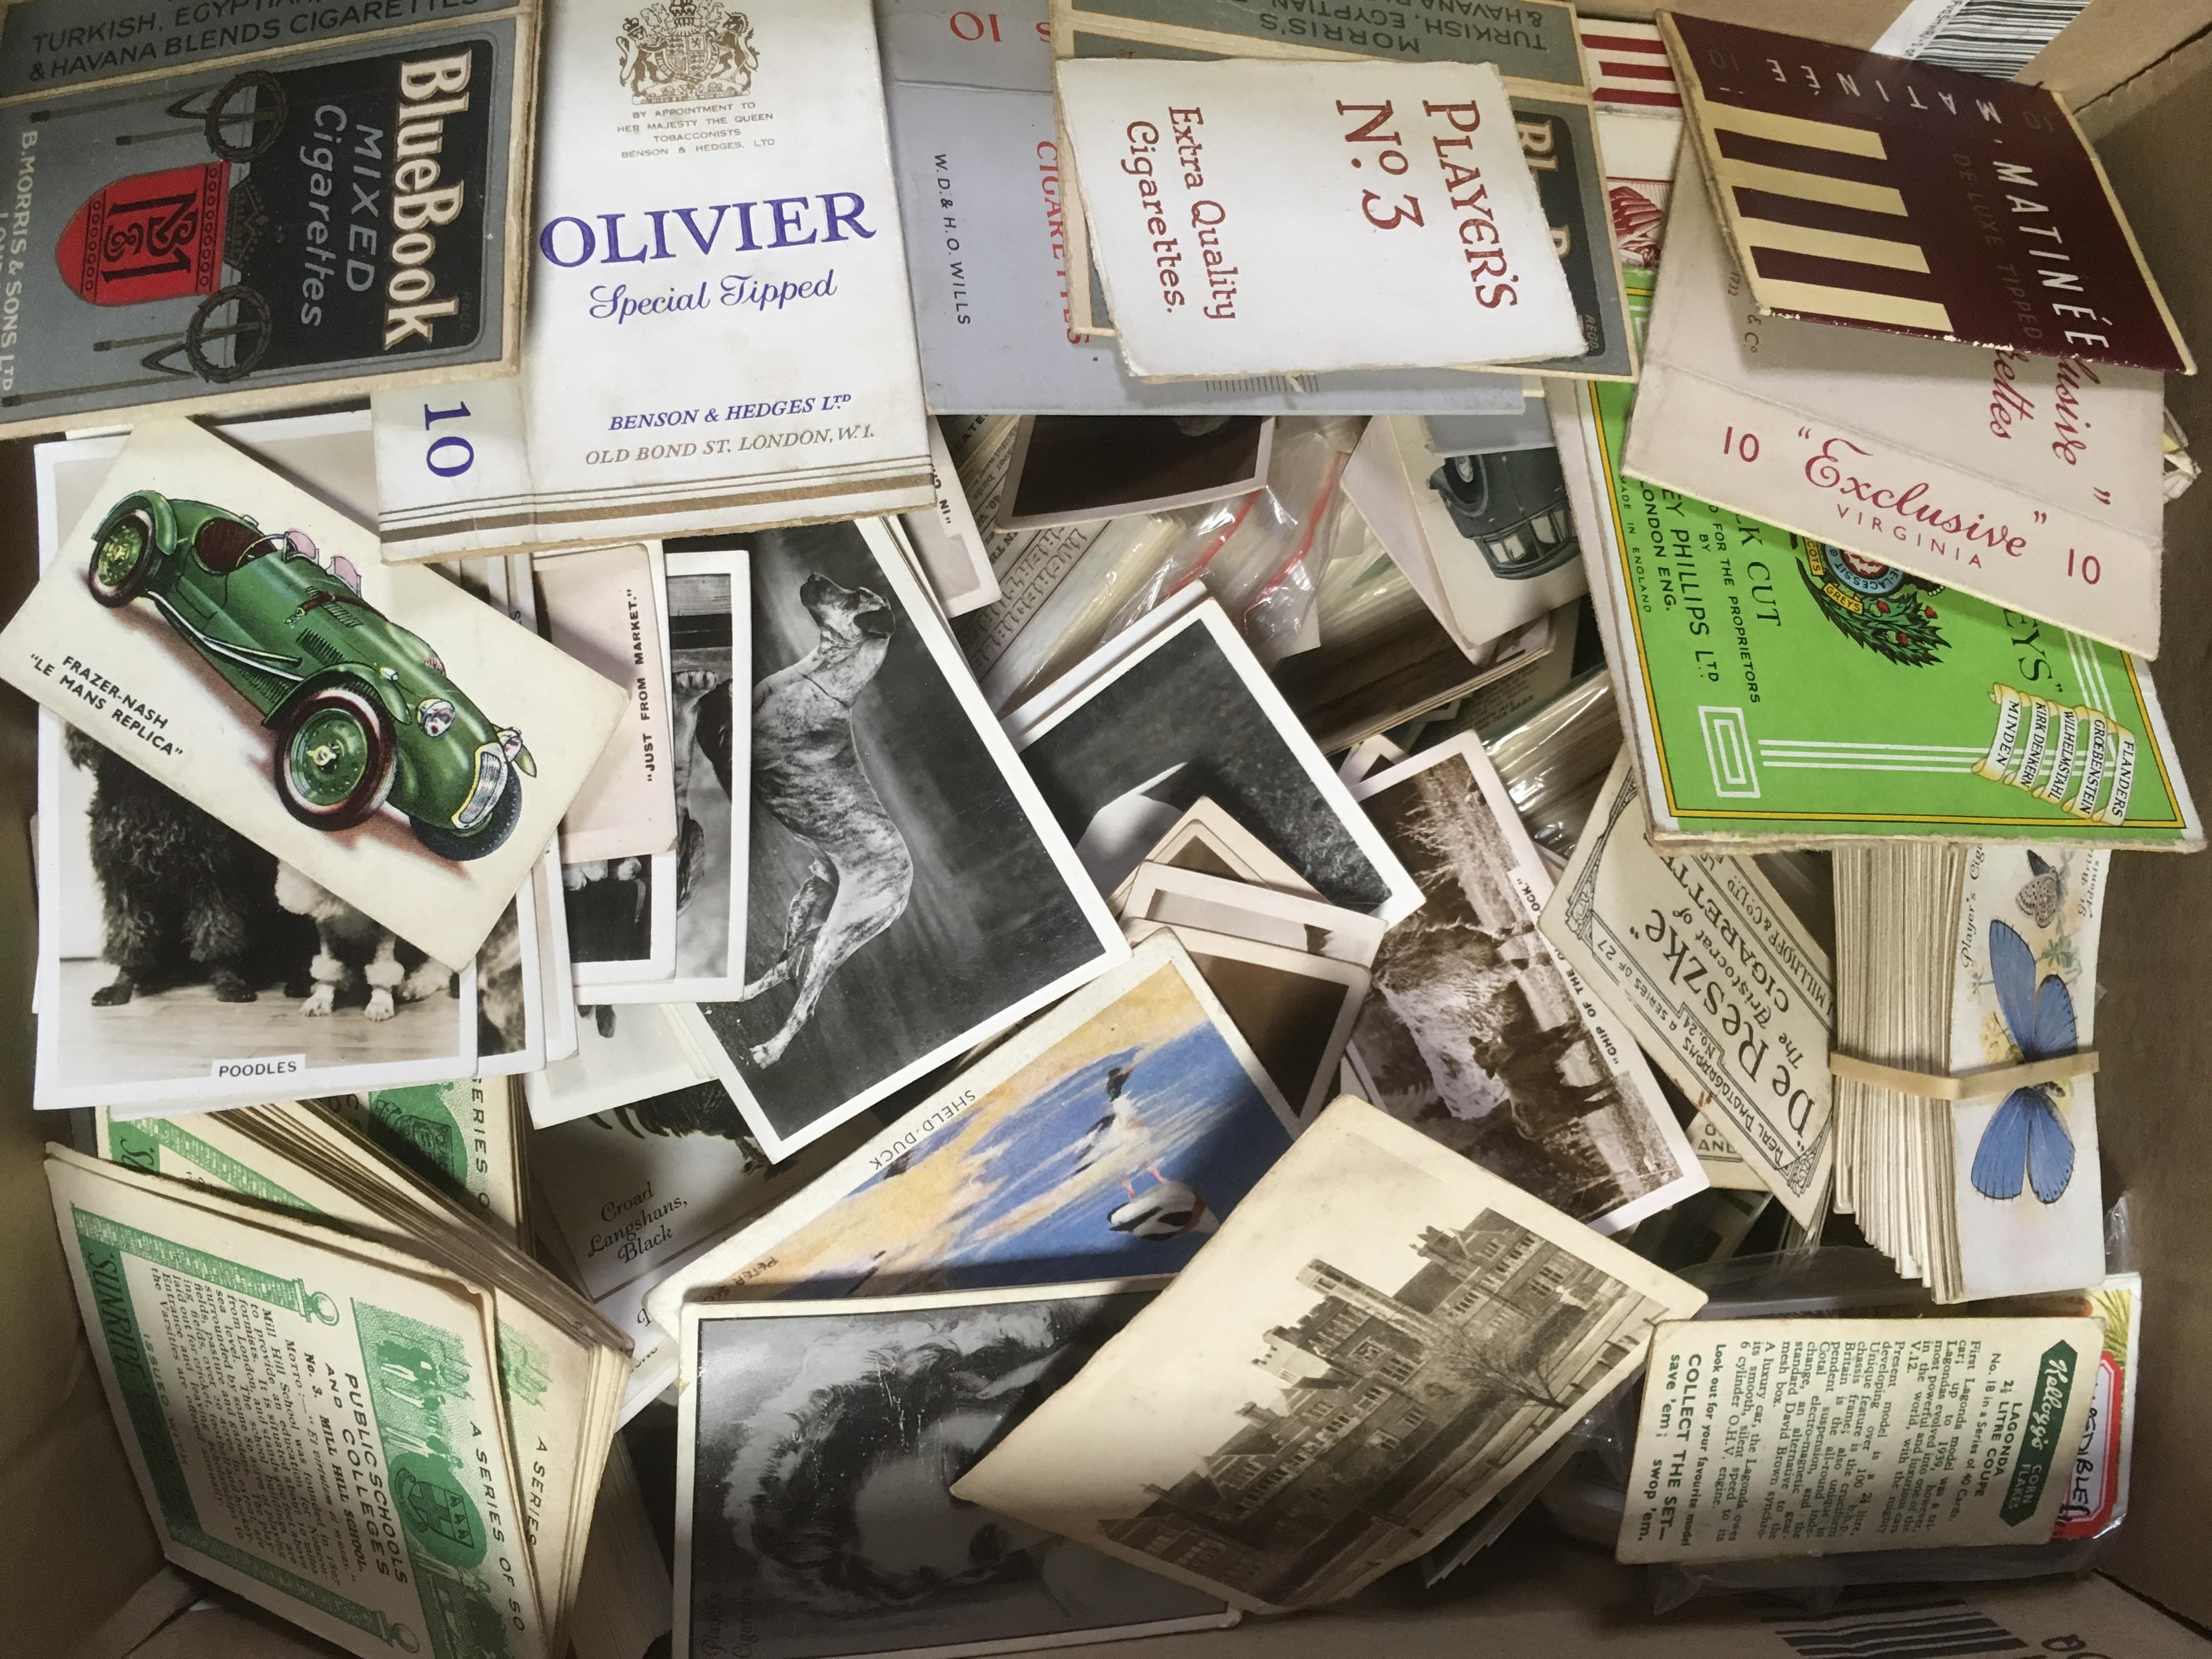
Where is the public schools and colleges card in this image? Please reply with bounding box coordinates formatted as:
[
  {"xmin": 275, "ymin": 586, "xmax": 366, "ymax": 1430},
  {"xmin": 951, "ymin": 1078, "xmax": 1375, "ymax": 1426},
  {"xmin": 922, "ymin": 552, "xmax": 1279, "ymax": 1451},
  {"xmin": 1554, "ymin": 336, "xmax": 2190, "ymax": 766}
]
[
  {"xmin": 0, "ymin": 0, "xmax": 537, "ymax": 437},
  {"xmin": 371, "ymin": 0, "xmax": 933, "ymax": 559},
  {"xmin": 1542, "ymin": 754, "xmax": 1833, "ymax": 1227},
  {"xmin": 44, "ymin": 1146, "xmax": 550, "ymax": 1659},
  {"xmin": 1620, "ymin": 1315, "xmax": 2103, "ymax": 1562},
  {"xmin": 1052, "ymin": 57, "xmax": 1579, "ymax": 379}
]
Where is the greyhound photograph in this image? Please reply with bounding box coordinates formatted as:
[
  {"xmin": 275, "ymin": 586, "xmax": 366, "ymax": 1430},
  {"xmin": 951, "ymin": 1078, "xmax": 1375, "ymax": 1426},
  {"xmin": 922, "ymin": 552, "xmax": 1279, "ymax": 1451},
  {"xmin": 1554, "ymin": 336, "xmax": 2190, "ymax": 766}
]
[{"xmin": 674, "ymin": 519, "xmax": 1125, "ymax": 1160}]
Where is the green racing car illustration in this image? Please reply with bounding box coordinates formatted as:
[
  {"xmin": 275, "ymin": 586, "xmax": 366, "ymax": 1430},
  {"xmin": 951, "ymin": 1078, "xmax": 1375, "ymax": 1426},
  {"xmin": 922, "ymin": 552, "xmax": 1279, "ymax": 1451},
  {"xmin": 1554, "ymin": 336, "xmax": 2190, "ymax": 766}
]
[{"xmin": 86, "ymin": 490, "xmax": 533, "ymax": 861}]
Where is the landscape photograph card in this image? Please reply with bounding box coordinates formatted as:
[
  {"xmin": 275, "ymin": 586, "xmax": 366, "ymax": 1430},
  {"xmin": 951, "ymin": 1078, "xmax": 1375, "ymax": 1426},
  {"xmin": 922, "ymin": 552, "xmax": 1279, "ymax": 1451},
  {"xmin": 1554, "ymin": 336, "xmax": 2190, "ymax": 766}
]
[
  {"xmin": 645, "ymin": 934, "xmax": 1299, "ymax": 1331},
  {"xmin": 1347, "ymin": 734, "xmax": 1706, "ymax": 1233},
  {"xmin": 877, "ymin": 2, "xmax": 1528, "ymax": 416},
  {"xmin": 45, "ymin": 1146, "xmax": 552, "ymax": 1659},
  {"xmin": 35, "ymin": 712, "xmax": 483, "ymax": 1115},
  {"xmin": 1660, "ymin": 13, "xmax": 2192, "ymax": 374},
  {"xmin": 0, "ymin": 420, "xmax": 627, "ymax": 969},
  {"xmin": 677, "ymin": 1283, "xmax": 1235, "ymax": 1659},
  {"xmin": 1050, "ymin": 0, "xmax": 1635, "ymax": 383},
  {"xmin": 1054, "ymin": 57, "xmax": 1579, "ymax": 381},
  {"xmin": 1560, "ymin": 374, "xmax": 2203, "ymax": 849},
  {"xmin": 1542, "ymin": 754, "xmax": 1835, "ymax": 1229},
  {"xmin": 1623, "ymin": 172, "xmax": 2168, "ymax": 657},
  {"xmin": 585, "ymin": 549, "xmax": 754, "ymax": 1003},
  {"xmin": 538, "ymin": 544, "xmax": 679, "ymax": 866},
  {"xmin": 674, "ymin": 517, "xmax": 1126, "ymax": 1161},
  {"xmin": 1121, "ymin": 920, "xmax": 1367, "ymax": 1122},
  {"xmin": 370, "ymin": 0, "xmax": 934, "ymax": 560},
  {"xmin": 1016, "ymin": 600, "xmax": 1423, "ymax": 919},
  {"xmin": 0, "ymin": 2, "xmax": 535, "ymax": 437},
  {"xmin": 1001, "ymin": 415, "xmax": 1272, "ymax": 529},
  {"xmin": 1620, "ymin": 1314, "xmax": 2103, "ymax": 1562},
  {"xmin": 951, "ymin": 1099, "xmax": 1705, "ymax": 1612}
]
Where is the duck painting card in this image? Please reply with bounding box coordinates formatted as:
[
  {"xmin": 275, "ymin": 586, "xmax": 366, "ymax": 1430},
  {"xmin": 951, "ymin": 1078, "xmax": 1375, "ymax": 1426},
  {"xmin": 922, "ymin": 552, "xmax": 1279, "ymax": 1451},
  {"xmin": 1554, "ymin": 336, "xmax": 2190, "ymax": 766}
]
[
  {"xmin": 643, "ymin": 934, "xmax": 1298, "ymax": 1334},
  {"xmin": 675, "ymin": 1282, "xmax": 1235, "ymax": 1659},
  {"xmin": 0, "ymin": 419, "xmax": 627, "ymax": 970},
  {"xmin": 1120, "ymin": 922, "xmax": 1367, "ymax": 1122},
  {"xmin": 1346, "ymin": 733, "xmax": 1705, "ymax": 1233},
  {"xmin": 949, "ymin": 1099, "xmax": 1705, "ymax": 1612},
  {"xmin": 580, "ymin": 548, "xmax": 754, "ymax": 1003},
  {"xmin": 666, "ymin": 517, "xmax": 1125, "ymax": 1161},
  {"xmin": 1013, "ymin": 601, "xmax": 1423, "ymax": 921}
]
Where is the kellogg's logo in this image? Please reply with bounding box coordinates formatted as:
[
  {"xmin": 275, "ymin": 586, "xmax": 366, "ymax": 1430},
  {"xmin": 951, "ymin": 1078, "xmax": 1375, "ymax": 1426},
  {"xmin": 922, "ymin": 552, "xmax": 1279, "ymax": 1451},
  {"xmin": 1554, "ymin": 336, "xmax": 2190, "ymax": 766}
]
[{"xmin": 617, "ymin": 0, "xmax": 759, "ymax": 105}]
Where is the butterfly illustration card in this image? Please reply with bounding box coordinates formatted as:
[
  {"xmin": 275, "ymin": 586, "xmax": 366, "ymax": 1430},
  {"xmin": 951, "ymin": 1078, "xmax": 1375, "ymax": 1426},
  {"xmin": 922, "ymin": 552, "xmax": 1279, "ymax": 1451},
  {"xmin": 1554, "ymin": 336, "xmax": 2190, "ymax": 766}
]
[{"xmin": 1944, "ymin": 846, "xmax": 2109, "ymax": 1302}]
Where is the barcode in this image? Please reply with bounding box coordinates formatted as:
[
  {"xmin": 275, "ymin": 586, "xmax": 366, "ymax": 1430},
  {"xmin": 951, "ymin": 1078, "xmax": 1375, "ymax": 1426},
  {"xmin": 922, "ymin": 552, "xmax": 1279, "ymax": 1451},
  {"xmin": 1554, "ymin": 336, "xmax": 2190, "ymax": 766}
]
[
  {"xmin": 1758, "ymin": 1591, "xmax": 2032, "ymax": 1659},
  {"xmin": 1909, "ymin": 0, "xmax": 2091, "ymax": 78}
]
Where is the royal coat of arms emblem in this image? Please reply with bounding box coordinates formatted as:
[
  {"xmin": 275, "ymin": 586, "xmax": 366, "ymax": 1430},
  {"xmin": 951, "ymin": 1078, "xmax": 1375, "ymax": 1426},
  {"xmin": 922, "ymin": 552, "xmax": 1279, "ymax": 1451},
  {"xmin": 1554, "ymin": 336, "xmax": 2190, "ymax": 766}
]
[{"xmin": 617, "ymin": 0, "xmax": 759, "ymax": 104}]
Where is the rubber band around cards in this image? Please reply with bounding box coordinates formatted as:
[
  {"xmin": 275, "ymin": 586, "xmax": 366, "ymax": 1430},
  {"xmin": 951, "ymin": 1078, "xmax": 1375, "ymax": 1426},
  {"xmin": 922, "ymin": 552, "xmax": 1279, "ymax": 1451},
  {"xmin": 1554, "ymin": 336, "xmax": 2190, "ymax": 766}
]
[{"xmin": 1827, "ymin": 1048, "xmax": 2099, "ymax": 1100}]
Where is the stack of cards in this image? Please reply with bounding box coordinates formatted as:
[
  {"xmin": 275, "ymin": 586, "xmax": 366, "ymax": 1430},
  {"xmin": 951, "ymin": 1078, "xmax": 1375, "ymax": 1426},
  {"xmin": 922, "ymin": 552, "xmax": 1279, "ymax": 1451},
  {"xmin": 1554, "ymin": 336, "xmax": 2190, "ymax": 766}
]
[
  {"xmin": 64, "ymin": 1102, "xmax": 633, "ymax": 1656},
  {"xmin": 1832, "ymin": 843, "xmax": 2110, "ymax": 1304},
  {"xmin": 1109, "ymin": 798, "xmax": 1376, "ymax": 1120},
  {"xmin": 324, "ymin": 1078, "xmax": 530, "ymax": 1246}
]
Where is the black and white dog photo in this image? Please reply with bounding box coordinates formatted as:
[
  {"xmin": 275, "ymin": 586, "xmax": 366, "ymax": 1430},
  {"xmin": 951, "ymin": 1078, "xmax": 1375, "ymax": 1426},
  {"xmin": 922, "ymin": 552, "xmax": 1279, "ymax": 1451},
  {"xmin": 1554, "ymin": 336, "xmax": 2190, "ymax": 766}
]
[
  {"xmin": 669, "ymin": 520, "xmax": 1121, "ymax": 1160},
  {"xmin": 40, "ymin": 719, "xmax": 476, "ymax": 1111}
]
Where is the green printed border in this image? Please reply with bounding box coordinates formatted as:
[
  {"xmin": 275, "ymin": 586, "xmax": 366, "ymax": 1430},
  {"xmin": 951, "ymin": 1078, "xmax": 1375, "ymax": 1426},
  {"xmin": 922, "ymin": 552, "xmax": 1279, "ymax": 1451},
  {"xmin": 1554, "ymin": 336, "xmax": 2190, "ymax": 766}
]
[
  {"xmin": 70, "ymin": 1207, "xmax": 424, "ymax": 1652},
  {"xmin": 104, "ymin": 1118, "xmax": 315, "ymax": 1213}
]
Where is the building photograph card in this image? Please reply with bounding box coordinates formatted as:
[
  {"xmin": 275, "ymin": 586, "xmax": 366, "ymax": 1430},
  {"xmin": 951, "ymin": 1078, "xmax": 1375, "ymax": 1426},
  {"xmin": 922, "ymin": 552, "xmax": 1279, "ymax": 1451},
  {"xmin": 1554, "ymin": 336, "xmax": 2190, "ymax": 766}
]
[
  {"xmin": 646, "ymin": 934, "xmax": 1298, "ymax": 1330},
  {"xmin": 370, "ymin": 0, "xmax": 934, "ymax": 560},
  {"xmin": 1015, "ymin": 600, "xmax": 1423, "ymax": 920},
  {"xmin": 676, "ymin": 1282, "xmax": 1235, "ymax": 1659},
  {"xmin": 1347, "ymin": 734, "xmax": 1706, "ymax": 1233},
  {"xmin": 951, "ymin": 1099, "xmax": 1704, "ymax": 1611},
  {"xmin": 1, "ymin": 420, "xmax": 626, "ymax": 970},
  {"xmin": 1054, "ymin": 57, "xmax": 1580, "ymax": 381},
  {"xmin": 673, "ymin": 517, "xmax": 1126, "ymax": 1161}
]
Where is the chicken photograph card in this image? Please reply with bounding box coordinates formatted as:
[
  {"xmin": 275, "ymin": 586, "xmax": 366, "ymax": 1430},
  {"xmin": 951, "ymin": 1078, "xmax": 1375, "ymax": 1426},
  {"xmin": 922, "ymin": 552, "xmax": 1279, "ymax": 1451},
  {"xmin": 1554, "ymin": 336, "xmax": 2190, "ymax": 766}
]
[{"xmin": 0, "ymin": 420, "xmax": 625, "ymax": 968}]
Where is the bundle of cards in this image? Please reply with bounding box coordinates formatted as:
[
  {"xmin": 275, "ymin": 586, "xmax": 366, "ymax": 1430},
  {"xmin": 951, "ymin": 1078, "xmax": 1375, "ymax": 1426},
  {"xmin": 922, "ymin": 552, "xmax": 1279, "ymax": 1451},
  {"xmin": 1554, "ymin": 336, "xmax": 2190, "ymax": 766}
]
[
  {"xmin": 53, "ymin": 1120, "xmax": 631, "ymax": 1659},
  {"xmin": 325, "ymin": 1078, "xmax": 531, "ymax": 1246},
  {"xmin": 1109, "ymin": 799, "xmax": 1377, "ymax": 1120},
  {"xmin": 1832, "ymin": 843, "xmax": 2109, "ymax": 1302}
]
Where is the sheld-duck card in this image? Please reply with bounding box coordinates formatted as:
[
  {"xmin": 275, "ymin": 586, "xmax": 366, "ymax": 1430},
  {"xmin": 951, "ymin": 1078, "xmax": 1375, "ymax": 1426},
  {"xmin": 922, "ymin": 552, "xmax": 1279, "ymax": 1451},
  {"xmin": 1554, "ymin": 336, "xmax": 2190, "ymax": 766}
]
[
  {"xmin": 0, "ymin": 0, "xmax": 538, "ymax": 437},
  {"xmin": 1658, "ymin": 12, "xmax": 2192, "ymax": 375},
  {"xmin": 0, "ymin": 419, "xmax": 626, "ymax": 969},
  {"xmin": 370, "ymin": 0, "xmax": 935, "ymax": 560},
  {"xmin": 1052, "ymin": 57, "xmax": 1581, "ymax": 380}
]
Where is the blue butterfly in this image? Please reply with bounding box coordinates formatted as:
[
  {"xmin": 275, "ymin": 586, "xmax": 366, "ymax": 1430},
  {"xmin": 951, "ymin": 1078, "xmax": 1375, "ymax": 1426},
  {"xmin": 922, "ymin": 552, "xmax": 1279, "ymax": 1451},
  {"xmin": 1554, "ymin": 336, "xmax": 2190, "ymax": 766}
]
[{"xmin": 1968, "ymin": 919, "xmax": 2078, "ymax": 1204}]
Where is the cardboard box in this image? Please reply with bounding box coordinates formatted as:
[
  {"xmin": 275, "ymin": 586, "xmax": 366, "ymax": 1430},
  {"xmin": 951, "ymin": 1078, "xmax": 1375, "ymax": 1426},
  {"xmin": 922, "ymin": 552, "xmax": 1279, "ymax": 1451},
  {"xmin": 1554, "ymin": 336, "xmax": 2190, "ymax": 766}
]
[{"xmin": 5, "ymin": 2, "xmax": 2212, "ymax": 1654}]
